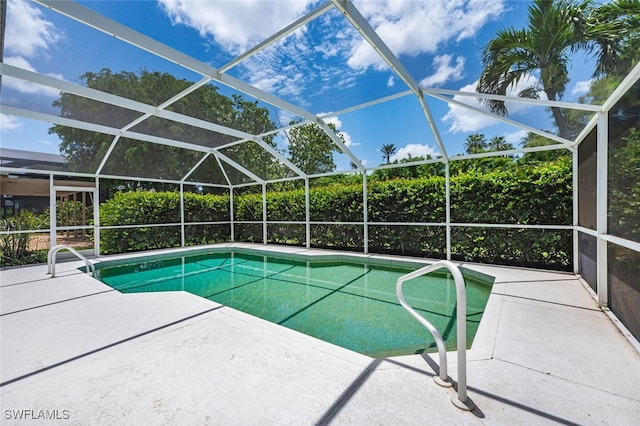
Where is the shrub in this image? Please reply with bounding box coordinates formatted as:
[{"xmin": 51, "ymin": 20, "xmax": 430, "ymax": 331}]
[{"xmin": 98, "ymin": 160, "xmax": 573, "ymax": 269}]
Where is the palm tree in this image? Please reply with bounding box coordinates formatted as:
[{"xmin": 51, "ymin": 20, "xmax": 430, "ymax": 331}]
[
  {"xmin": 478, "ymin": 0, "xmax": 640, "ymax": 141},
  {"xmin": 478, "ymin": 0, "xmax": 585, "ymax": 140},
  {"xmin": 380, "ymin": 144, "xmax": 397, "ymax": 164},
  {"xmin": 577, "ymin": 0, "xmax": 640, "ymax": 78},
  {"xmin": 488, "ymin": 136, "xmax": 514, "ymax": 152},
  {"xmin": 464, "ymin": 133, "xmax": 487, "ymax": 154}
]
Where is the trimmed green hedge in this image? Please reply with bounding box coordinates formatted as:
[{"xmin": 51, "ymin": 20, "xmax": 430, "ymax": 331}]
[{"xmin": 99, "ymin": 159, "xmax": 572, "ymax": 270}]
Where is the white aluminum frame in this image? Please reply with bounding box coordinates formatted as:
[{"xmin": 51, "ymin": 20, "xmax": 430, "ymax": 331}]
[{"xmin": 0, "ymin": 1, "xmax": 639, "ymax": 320}]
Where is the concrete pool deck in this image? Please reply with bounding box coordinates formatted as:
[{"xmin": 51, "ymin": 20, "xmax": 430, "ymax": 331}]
[{"xmin": 1, "ymin": 243, "xmax": 639, "ymax": 425}]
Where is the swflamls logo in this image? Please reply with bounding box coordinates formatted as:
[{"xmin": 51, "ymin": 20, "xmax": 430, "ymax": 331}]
[{"xmin": 4, "ymin": 409, "xmax": 70, "ymax": 420}]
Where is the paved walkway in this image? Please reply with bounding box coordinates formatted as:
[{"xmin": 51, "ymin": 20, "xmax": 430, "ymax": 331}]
[{"xmin": 1, "ymin": 244, "xmax": 639, "ymax": 425}]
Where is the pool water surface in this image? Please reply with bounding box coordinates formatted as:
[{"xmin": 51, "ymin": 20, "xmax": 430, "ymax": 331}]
[{"xmin": 94, "ymin": 249, "xmax": 493, "ymax": 357}]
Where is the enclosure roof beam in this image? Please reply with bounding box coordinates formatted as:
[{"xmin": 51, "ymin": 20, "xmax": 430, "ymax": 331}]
[
  {"xmin": 0, "ymin": 63, "xmax": 251, "ymax": 143},
  {"xmin": 319, "ymin": 90, "xmax": 413, "ymax": 119},
  {"xmin": 213, "ymin": 151, "xmax": 264, "ymax": 184},
  {"xmin": 331, "ymin": 0, "xmax": 449, "ymax": 161},
  {"xmin": 1, "ymin": 63, "xmax": 302, "ymax": 180},
  {"xmin": 252, "ymin": 137, "xmax": 306, "ymax": 178},
  {"xmin": 181, "ymin": 153, "xmax": 213, "ymax": 184},
  {"xmin": 602, "ymin": 60, "xmax": 640, "ymax": 112},
  {"xmin": 424, "ymin": 91, "xmax": 575, "ymax": 147},
  {"xmin": 1, "ymin": 105, "xmax": 214, "ymax": 155},
  {"xmin": 219, "ymin": 1, "xmax": 335, "ymax": 73},
  {"xmin": 35, "ymin": 0, "xmax": 364, "ymax": 175},
  {"xmin": 421, "ymin": 87, "xmax": 603, "ymax": 112}
]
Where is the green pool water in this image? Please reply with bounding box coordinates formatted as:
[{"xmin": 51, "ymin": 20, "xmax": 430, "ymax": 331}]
[{"xmin": 94, "ymin": 249, "xmax": 493, "ymax": 358}]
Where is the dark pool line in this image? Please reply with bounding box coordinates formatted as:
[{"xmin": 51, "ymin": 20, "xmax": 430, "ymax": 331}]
[
  {"xmin": 116, "ymin": 266, "xmax": 483, "ymax": 327},
  {"xmin": 259, "ymin": 270, "xmax": 468, "ymax": 319},
  {"xmin": 119, "ymin": 261, "xmax": 466, "ymax": 321},
  {"xmin": 276, "ymin": 267, "xmax": 373, "ymax": 325},
  {"xmin": 93, "ymin": 250, "xmax": 492, "ymax": 357},
  {"xmin": 200, "ymin": 264, "xmax": 300, "ymax": 300},
  {"xmin": 197, "ymin": 264, "xmax": 456, "ymax": 319},
  {"xmin": 106, "ymin": 258, "xmax": 253, "ymax": 293}
]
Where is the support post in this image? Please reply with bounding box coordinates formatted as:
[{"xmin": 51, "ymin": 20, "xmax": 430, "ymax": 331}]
[
  {"xmin": 572, "ymin": 148, "xmax": 579, "ymax": 274},
  {"xmin": 596, "ymin": 111, "xmax": 608, "ymax": 306},
  {"xmin": 445, "ymin": 163, "xmax": 451, "ymax": 260},
  {"xmin": 363, "ymin": 172, "xmax": 368, "ymax": 254},
  {"xmin": 180, "ymin": 183, "xmax": 185, "ymax": 247},
  {"xmin": 262, "ymin": 183, "xmax": 267, "ymax": 244},
  {"xmin": 305, "ymin": 178, "xmax": 310, "ymax": 248}
]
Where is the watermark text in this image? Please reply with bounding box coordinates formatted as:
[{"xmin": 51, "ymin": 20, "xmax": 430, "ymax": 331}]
[{"xmin": 4, "ymin": 409, "xmax": 70, "ymax": 421}]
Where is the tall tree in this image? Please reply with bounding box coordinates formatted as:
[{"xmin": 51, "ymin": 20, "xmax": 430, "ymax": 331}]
[
  {"xmin": 576, "ymin": 0, "xmax": 640, "ymax": 79},
  {"xmin": 50, "ymin": 69, "xmax": 278, "ymax": 184},
  {"xmin": 488, "ymin": 136, "xmax": 514, "ymax": 152},
  {"xmin": 464, "ymin": 133, "xmax": 488, "ymax": 154},
  {"xmin": 478, "ymin": 0, "xmax": 582, "ymax": 140},
  {"xmin": 380, "ymin": 143, "xmax": 397, "ymax": 164},
  {"xmin": 564, "ymin": 77, "xmax": 620, "ymax": 137},
  {"xmin": 286, "ymin": 121, "xmax": 341, "ymax": 175},
  {"xmin": 519, "ymin": 132, "xmax": 568, "ymax": 163},
  {"xmin": 478, "ymin": 0, "xmax": 640, "ymax": 141}
]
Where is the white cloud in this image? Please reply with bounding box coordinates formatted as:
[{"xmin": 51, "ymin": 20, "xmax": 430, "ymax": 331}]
[
  {"xmin": 157, "ymin": 1, "xmax": 505, "ymax": 102},
  {"xmin": 217, "ymin": 9, "xmax": 358, "ymax": 104},
  {"xmin": 3, "ymin": 57, "xmax": 63, "ymax": 97},
  {"xmin": 387, "ymin": 76, "xmax": 395, "ymax": 87},
  {"xmin": 504, "ymin": 130, "xmax": 528, "ymax": 146},
  {"xmin": 0, "ymin": 114, "xmax": 23, "ymax": 132},
  {"xmin": 348, "ymin": 0, "xmax": 506, "ymax": 70},
  {"xmin": 158, "ymin": 0, "xmax": 316, "ymax": 54},
  {"xmin": 443, "ymin": 75, "xmax": 545, "ymax": 133},
  {"xmin": 419, "ymin": 54, "xmax": 465, "ymax": 88},
  {"xmin": 391, "ymin": 143, "xmax": 436, "ymax": 161},
  {"xmin": 320, "ymin": 115, "xmax": 357, "ymax": 147},
  {"xmin": 572, "ymin": 80, "xmax": 593, "ymax": 96},
  {"xmin": 6, "ymin": 0, "xmax": 62, "ymax": 58}
]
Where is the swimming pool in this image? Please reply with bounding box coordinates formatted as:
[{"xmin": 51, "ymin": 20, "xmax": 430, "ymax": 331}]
[{"xmin": 94, "ymin": 248, "xmax": 493, "ymax": 357}]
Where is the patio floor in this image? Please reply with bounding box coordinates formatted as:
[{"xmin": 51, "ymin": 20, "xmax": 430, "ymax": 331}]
[{"xmin": 1, "ymin": 243, "xmax": 639, "ymax": 425}]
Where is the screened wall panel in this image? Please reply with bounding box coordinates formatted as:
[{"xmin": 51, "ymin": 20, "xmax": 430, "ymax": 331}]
[
  {"xmin": 186, "ymin": 155, "xmax": 231, "ymax": 186},
  {"xmin": 309, "ymin": 181, "xmax": 364, "ymax": 223},
  {"xmin": 99, "ymin": 225, "xmax": 182, "ymax": 254},
  {"xmin": 608, "ymin": 243, "xmax": 640, "ymax": 342},
  {"xmin": 129, "ymin": 116, "xmax": 238, "ymax": 149},
  {"xmin": 183, "ymin": 185, "xmax": 230, "ymax": 224},
  {"xmin": 450, "ymin": 159, "xmax": 572, "ymax": 226},
  {"xmin": 0, "ymin": 174, "xmax": 52, "ymax": 267},
  {"xmin": 578, "ymin": 231, "xmax": 597, "ymax": 292},
  {"xmin": 368, "ymin": 225, "xmax": 446, "ymax": 259},
  {"xmin": 450, "ymin": 227, "xmax": 572, "ymax": 271},
  {"xmin": 310, "ymin": 224, "xmax": 364, "ymax": 251},
  {"xmin": 266, "ymin": 223, "xmax": 306, "ymax": 246},
  {"xmin": 234, "ymin": 223, "xmax": 264, "ymax": 244},
  {"xmin": 220, "ymin": 141, "xmax": 294, "ymax": 181},
  {"xmin": 100, "ymin": 139, "xmax": 202, "ymax": 180},
  {"xmin": 577, "ymin": 128, "xmax": 597, "ymax": 230},
  {"xmin": 607, "ymin": 79, "xmax": 640, "ymax": 243},
  {"xmin": 185, "ymin": 224, "xmax": 231, "ymax": 246}
]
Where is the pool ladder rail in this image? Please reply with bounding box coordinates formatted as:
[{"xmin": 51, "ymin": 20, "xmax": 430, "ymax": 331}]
[
  {"xmin": 47, "ymin": 245, "xmax": 96, "ymax": 278},
  {"xmin": 396, "ymin": 260, "xmax": 474, "ymax": 411}
]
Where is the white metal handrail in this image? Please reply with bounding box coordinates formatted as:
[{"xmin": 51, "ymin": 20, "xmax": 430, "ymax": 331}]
[
  {"xmin": 396, "ymin": 260, "xmax": 473, "ymax": 410},
  {"xmin": 47, "ymin": 244, "xmax": 96, "ymax": 278}
]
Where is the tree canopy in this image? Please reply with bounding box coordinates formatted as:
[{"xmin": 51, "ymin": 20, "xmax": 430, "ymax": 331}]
[
  {"xmin": 50, "ymin": 69, "xmax": 278, "ymax": 183},
  {"xmin": 478, "ymin": 0, "xmax": 640, "ymax": 140},
  {"xmin": 286, "ymin": 121, "xmax": 342, "ymax": 175}
]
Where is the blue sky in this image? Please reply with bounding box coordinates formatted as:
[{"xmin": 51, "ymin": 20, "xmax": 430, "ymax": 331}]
[{"xmin": 2, "ymin": 0, "xmax": 598, "ymax": 171}]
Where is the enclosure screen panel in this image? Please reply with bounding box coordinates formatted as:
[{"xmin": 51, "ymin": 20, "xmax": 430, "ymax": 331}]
[
  {"xmin": 577, "ymin": 128, "xmax": 597, "ymax": 230},
  {"xmin": 607, "ymin": 79, "xmax": 640, "ymax": 243},
  {"xmin": 608, "ymin": 243, "xmax": 640, "ymax": 342},
  {"xmin": 578, "ymin": 231, "xmax": 597, "ymax": 293}
]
